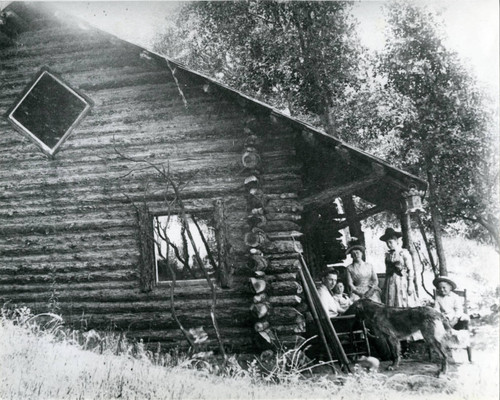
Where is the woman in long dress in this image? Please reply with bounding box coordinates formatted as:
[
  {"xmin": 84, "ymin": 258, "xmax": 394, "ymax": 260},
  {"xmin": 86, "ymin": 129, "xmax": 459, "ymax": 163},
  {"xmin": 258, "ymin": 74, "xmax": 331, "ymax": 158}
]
[
  {"xmin": 346, "ymin": 240, "xmax": 382, "ymax": 302},
  {"xmin": 379, "ymin": 228, "xmax": 417, "ymax": 307}
]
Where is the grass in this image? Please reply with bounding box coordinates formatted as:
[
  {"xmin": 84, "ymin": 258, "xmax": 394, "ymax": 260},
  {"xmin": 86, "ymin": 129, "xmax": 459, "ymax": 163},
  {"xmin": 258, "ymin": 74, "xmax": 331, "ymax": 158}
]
[
  {"xmin": 0, "ymin": 234, "xmax": 499, "ymax": 400},
  {"xmin": 0, "ymin": 314, "xmax": 471, "ymax": 400}
]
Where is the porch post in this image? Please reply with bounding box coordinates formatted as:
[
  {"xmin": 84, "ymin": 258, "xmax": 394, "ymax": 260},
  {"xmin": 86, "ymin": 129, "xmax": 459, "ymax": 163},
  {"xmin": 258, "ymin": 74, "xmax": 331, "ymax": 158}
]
[{"xmin": 400, "ymin": 210, "xmax": 419, "ymax": 297}]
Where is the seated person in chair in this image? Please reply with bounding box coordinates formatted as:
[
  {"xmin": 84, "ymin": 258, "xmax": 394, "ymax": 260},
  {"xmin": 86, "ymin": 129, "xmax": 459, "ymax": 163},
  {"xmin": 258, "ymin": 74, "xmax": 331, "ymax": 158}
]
[
  {"xmin": 332, "ymin": 282, "xmax": 353, "ymax": 314},
  {"xmin": 433, "ymin": 276, "xmax": 469, "ymax": 330},
  {"xmin": 317, "ymin": 270, "xmax": 341, "ymax": 318}
]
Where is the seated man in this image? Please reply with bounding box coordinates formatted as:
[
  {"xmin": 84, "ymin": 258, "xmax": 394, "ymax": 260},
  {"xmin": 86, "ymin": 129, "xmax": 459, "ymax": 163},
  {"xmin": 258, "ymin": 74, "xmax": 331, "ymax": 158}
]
[
  {"xmin": 332, "ymin": 282, "xmax": 353, "ymax": 314},
  {"xmin": 317, "ymin": 270, "xmax": 341, "ymax": 318},
  {"xmin": 433, "ymin": 276, "xmax": 469, "ymax": 330}
]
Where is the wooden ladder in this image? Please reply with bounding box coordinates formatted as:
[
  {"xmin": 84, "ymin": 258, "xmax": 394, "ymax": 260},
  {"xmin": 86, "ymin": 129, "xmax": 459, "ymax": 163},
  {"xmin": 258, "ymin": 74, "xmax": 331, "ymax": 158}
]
[{"xmin": 293, "ymin": 239, "xmax": 351, "ymax": 373}]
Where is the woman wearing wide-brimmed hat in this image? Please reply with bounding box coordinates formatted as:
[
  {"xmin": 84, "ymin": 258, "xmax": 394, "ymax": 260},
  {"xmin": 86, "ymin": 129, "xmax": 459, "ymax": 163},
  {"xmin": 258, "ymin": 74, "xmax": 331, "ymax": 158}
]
[
  {"xmin": 380, "ymin": 227, "xmax": 417, "ymax": 307},
  {"xmin": 345, "ymin": 239, "xmax": 382, "ymax": 302}
]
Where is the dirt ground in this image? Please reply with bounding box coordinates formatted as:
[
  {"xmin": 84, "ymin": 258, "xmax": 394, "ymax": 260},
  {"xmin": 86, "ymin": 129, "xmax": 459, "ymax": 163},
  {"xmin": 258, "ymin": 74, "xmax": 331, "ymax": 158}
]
[{"xmin": 352, "ymin": 317, "xmax": 499, "ymax": 398}]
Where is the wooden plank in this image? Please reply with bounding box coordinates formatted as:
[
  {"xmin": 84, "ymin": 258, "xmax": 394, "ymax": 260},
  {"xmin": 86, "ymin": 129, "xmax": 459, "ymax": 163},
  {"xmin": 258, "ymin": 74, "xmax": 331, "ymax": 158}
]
[{"xmin": 301, "ymin": 172, "xmax": 385, "ymax": 208}]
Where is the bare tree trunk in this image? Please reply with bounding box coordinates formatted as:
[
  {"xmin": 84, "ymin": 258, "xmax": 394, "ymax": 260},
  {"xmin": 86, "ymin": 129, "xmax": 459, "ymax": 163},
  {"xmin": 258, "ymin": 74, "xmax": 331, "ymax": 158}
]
[
  {"xmin": 427, "ymin": 170, "xmax": 447, "ymax": 276},
  {"xmin": 477, "ymin": 214, "xmax": 500, "ymax": 252},
  {"xmin": 415, "ymin": 213, "xmax": 438, "ymax": 277}
]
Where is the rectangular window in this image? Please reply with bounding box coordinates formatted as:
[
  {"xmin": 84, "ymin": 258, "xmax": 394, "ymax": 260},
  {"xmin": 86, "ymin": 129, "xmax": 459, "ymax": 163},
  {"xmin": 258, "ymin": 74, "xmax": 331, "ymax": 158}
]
[
  {"xmin": 6, "ymin": 67, "xmax": 92, "ymax": 156},
  {"xmin": 153, "ymin": 214, "xmax": 218, "ymax": 282}
]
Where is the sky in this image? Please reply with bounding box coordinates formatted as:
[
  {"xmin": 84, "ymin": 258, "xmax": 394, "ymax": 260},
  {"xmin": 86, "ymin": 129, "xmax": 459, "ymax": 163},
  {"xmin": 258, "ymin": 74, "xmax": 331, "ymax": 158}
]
[
  {"xmin": 353, "ymin": 0, "xmax": 499, "ymax": 94},
  {"xmin": 1, "ymin": 0, "xmax": 498, "ymax": 93}
]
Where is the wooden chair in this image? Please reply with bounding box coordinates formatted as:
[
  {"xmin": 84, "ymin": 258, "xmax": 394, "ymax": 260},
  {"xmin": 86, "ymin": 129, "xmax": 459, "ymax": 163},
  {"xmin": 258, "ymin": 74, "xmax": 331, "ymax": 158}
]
[
  {"xmin": 330, "ymin": 315, "xmax": 371, "ymax": 360},
  {"xmin": 305, "ymin": 313, "xmax": 371, "ymax": 363},
  {"xmin": 432, "ymin": 288, "xmax": 472, "ymax": 363}
]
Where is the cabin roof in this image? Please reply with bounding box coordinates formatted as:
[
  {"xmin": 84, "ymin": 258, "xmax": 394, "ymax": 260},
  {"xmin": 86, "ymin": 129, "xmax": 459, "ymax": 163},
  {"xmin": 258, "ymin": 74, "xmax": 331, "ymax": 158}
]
[{"xmin": 1, "ymin": 1, "xmax": 427, "ymax": 200}]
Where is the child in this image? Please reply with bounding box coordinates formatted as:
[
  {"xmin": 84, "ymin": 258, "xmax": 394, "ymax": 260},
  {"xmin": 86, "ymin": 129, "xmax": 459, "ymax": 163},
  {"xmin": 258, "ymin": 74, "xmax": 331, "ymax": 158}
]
[
  {"xmin": 433, "ymin": 276, "xmax": 469, "ymax": 330},
  {"xmin": 332, "ymin": 282, "xmax": 353, "ymax": 314}
]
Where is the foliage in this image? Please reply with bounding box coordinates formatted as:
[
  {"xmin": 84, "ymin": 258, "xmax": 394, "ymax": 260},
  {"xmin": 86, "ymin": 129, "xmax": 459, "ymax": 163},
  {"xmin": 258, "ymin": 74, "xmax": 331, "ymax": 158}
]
[
  {"xmin": 379, "ymin": 2, "xmax": 498, "ymax": 250},
  {"xmin": 154, "ymin": 1, "xmax": 498, "ymax": 248},
  {"xmin": 154, "ymin": 1, "xmax": 361, "ymax": 131}
]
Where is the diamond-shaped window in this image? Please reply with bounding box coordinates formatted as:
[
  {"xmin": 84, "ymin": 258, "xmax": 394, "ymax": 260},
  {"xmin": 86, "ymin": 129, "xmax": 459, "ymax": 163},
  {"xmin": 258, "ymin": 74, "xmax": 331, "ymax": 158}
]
[{"xmin": 6, "ymin": 67, "xmax": 92, "ymax": 157}]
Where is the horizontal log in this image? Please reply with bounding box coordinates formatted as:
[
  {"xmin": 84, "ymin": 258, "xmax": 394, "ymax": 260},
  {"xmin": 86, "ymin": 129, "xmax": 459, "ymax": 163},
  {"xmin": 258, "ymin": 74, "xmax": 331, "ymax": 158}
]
[
  {"xmin": 0, "ymin": 259, "xmax": 135, "ymax": 276},
  {"xmin": 265, "ymin": 212, "xmax": 302, "ymax": 221},
  {"xmin": 268, "ymin": 306, "xmax": 303, "ymax": 325},
  {"xmin": 266, "ymin": 193, "xmax": 298, "ymax": 200},
  {"xmin": 267, "ymin": 259, "xmax": 300, "ymax": 274},
  {"xmin": 264, "ymin": 240, "xmax": 302, "ymax": 254},
  {"xmin": 0, "ymin": 236, "xmax": 139, "ymax": 258},
  {"xmin": 266, "ymin": 200, "xmax": 303, "ymax": 213},
  {"xmin": 0, "ymin": 247, "xmax": 139, "ymax": 266},
  {"xmin": 126, "ymin": 325, "xmax": 253, "ymax": 342},
  {"xmin": 140, "ymin": 336, "xmax": 255, "ymax": 353},
  {"xmin": 269, "ymin": 295, "xmax": 302, "ymax": 306},
  {"xmin": 61, "ymin": 309, "xmax": 254, "ymax": 330},
  {"xmin": 0, "ymin": 280, "xmax": 137, "ymax": 295},
  {"xmin": 15, "ymin": 297, "xmax": 251, "ymax": 315},
  {"xmin": 264, "ymin": 272, "xmax": 298, "ymax": 282},
  {"xmin": 0, "ymin": 270, "xmax": 138, "ymax": 285},
  {"xmin": 0, "ymin": 284, "xmax": 251, "ymax": 303},
  {"xmin": 270, "ymin": 281, "xmax": 303, "ymax": 296},
  {"xmin": 266, "ymin": 231, "xmax": 303, "ymax": 240},
  {"xmin": 261, "ymin": 221, "xmax": 301, "ymax": 233},
  {"xmin": 272, "ymin": 323, "xmax": 306, "ymax": 334}
]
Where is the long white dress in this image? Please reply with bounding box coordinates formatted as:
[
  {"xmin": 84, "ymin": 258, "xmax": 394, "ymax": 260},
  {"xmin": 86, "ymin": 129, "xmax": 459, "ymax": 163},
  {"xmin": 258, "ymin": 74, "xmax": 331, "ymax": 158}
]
[
  {"xmin": 347, "ymin": 261, "xmax": 382, "ymax": 302},
  {"xmin": 382, "ymin": 248, "xmax": 417, "ymax": 307}
]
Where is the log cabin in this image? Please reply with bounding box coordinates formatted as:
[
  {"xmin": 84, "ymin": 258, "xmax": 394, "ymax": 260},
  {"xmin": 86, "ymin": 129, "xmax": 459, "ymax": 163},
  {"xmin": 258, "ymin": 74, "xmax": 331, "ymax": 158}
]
[{"xmin": 0, "ymin": 2, "xmax": 427, "ymax": 354}]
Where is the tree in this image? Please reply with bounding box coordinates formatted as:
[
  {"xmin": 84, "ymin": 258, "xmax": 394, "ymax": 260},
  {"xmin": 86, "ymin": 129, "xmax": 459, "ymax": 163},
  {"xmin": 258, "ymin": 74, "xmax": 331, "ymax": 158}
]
[
  {"xmin": 379, "ymin": 3, "xmax": 498, "ymax": 273},
  {"xmin": 153, "ymin": 1, "xmax": 362, "ymax": 135},
  {"xmin": 154, "ymin": 1, "xmax": 499, "ymax": 261}
]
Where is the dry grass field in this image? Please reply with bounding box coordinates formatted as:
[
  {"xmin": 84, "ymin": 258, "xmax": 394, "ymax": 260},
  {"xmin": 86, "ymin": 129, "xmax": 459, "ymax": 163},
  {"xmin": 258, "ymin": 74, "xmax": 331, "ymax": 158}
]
[{"xmin": 1, "ymin": 234, "xmax": 498, "ymax": 400}]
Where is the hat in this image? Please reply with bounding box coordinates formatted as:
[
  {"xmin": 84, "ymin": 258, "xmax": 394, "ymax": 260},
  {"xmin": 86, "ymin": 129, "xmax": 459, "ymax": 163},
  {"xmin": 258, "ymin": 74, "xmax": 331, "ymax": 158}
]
[
  {"xmin": 379, "ymin": 228, "xmax": 402, "ymax": 241},
  {"xmin": 433, "ymin": 276, "xmax": 457, "ymax": 291},
  {"xmin": 345, "ymin": 239, "xmax": 365, "ymax": 256}
]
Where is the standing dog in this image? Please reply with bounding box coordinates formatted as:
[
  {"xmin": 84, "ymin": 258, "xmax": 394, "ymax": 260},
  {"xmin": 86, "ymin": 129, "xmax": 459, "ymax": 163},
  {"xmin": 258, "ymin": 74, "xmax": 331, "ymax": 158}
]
[{"xmin": 346, "ymin": 298, "xmax": 455, "ymax": 376}]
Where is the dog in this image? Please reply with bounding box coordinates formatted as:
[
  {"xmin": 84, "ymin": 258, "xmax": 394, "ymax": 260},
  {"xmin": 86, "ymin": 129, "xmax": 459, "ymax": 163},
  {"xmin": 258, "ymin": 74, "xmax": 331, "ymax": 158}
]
[{"xmin": 346, "ymin": 298, "xmax": 455, "ymax": 376}]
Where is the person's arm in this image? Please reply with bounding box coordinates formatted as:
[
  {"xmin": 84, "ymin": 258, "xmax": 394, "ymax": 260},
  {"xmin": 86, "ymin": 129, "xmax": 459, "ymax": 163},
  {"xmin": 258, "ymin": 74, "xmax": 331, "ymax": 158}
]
[
  {"xmin": 346, "ymin": 268, "xmax": 361, "ymax": 297},
  {"xmin": 433, "ymin": 297, "xmax": 441, "ymax": 312},
  {"xmin": 318, "ymin": 286, "xmax": 338, "ymax": 318}
]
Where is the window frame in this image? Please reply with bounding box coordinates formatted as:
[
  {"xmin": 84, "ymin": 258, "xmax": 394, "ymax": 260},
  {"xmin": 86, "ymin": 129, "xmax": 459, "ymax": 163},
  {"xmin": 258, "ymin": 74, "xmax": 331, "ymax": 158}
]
[
  {"xmin": 152, "ymin": 211, "xmax": 218, "ymax": 285},
  {"xmin": 5, "ymin": 66, "xmax": 93, "ymax": 157}
]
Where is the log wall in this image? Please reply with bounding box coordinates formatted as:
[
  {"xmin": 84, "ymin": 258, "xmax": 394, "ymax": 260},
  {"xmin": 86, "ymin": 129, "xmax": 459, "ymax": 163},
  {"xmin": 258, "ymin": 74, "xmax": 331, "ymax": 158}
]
[{"xmin": 0, "ymin": 3, "xmax": 305, "ymax": 353}]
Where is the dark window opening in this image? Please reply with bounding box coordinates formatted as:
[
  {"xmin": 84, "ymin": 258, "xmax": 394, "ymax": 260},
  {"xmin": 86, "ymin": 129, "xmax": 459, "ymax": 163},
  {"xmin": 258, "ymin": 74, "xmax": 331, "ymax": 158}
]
[
  {"xmin": 6, "ymin": 67, "xmax": 92, "ymax": 156},
  {"xmin": 153, "ymin": 214, "xmax": 218, "ymax": 282}
]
